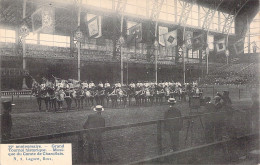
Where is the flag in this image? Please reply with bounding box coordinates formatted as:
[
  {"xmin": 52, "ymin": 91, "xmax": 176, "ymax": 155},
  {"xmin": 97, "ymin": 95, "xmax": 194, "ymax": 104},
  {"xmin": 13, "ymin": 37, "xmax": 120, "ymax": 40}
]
[
  {"xmin": 127, "ymin": 23, "xmax": 142, "ymax": 43},
  {"xmin": 163, "ymin": 30, "xmax": 177, "ymax": 47},
  {"xmin": 31, "ymin": 6, "xmax": 55, "ymax": 34},
  {"xmin": 185, "ymin": 31, "xmax": 193, "ymax": 49},
  {"xmin": 158, "ymin": 26, "xmax": 168, "ymax": 46},
  {"xmin": 86, "ymin": 15, "xmax": 102, "ymax": 38},
  {"xmin": 208, "ymin": 35, "xmax": 214, "ymax": 51},
  {"xmin": 41, "ymin": 6, "xmax": 55, "ymax": 33},
  {"xmin": 192, "ymin": 33, "xmax": 206, "ymax": 51},
  {"xmin": 215, "ymin": 38, "xmax": 226, "ymax": 53},
  {"xmin": 233, "ymin": 38, "xmax": 244, "ymax": 54}
]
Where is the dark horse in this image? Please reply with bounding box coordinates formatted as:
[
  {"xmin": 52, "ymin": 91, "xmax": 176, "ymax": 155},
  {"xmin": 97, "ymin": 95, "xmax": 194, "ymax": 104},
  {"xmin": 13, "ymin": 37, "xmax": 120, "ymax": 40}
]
[
  {"xmin": 35, "ymin": 86, "xmax": 54, "ymax": 112},
  {"xmin": 94, "ymin": 87, "xmax": 106, "ymax": 106}
]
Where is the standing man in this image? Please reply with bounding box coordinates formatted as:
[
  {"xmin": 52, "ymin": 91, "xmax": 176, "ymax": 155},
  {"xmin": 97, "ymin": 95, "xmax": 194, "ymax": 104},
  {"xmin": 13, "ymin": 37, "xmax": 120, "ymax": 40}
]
[
  {"xmin": 250, "ymin": 92, "xmax": 259, "ymax": 133},
  {"xmin": 164, "ymin": 98, "xmax": 183, "ymax": 151},
  {"xmin": 83, "ymin": 105, "xmax": 105, "ymax": 163},
  {"xmin": 1, "ymin": 101, "xmax": 14, "ymax": 142}
]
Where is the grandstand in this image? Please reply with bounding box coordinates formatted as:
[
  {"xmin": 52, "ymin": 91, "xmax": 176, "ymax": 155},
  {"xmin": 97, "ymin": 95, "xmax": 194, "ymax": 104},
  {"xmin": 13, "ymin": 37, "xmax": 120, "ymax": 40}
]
[{"xmin": 202, "ymin": 62, "xmax": 259, "ymax": 85}]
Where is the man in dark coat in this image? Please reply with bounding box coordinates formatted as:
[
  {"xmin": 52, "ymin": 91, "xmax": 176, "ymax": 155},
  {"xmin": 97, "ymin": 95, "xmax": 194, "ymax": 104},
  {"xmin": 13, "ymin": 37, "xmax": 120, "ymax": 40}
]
[
  {"xmin": 164, "ymin": 98, "xmax": 183, "ymax": 151},
  {"xmin": 250, "ymin": 92, "xmax": 259, "ymax": 133},
  {"xmin": 83, "ymin": 105, "xmax": 105, "ymax": 163},
  {"xmin": 1, "ymin": 101, "xmax": 14, "ymax": 142},
  {"xmin": 204, "ymin": 97, "xmax": 216, "ymax": 143}
]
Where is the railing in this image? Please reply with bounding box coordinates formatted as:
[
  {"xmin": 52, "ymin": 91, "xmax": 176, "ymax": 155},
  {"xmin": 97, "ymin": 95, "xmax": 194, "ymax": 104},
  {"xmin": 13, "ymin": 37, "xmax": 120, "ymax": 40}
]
[
  {"xmin": 1, "ymin": 90, "xmax": 32, "ymax": 99},
  {"xmin": 2, "ymin": 110, "xmax": 253, "ymax": 164}
]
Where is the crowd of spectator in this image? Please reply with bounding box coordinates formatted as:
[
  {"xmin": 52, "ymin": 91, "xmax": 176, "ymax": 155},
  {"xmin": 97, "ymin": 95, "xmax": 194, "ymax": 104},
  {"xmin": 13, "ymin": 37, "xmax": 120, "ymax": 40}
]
[{"xmin": 202, "ymin": 63, "xmax": 259, "ymax": 85}]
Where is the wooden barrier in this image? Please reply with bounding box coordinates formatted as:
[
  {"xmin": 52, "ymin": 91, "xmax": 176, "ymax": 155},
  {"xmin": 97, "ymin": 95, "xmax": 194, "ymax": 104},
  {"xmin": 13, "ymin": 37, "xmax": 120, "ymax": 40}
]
[
  {"xmin": 1, "ymin": 90, "xmax": 32, "ymax": 96},
  {"xmin": 130, "ymin": 133, "xmax": 259, "ymax": 164},
  {"xmin": 2, "ymin": 110, "xmax": 250, "ymax": 164}
]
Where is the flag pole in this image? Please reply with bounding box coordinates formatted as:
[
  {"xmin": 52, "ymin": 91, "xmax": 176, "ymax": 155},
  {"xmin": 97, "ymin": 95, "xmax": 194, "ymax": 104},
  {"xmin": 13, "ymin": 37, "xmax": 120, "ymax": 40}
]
[
  {"xmin": 183, "ymin": 27, "xmax": 186, "ymax": 84},
  {"xmin": 22, "ymin": 0, "xmax": 28, "ymax": 89},
  {"xmin": 120, "ymin": 15, "xmax": 124, "ymax": 85},
  {"xmin": 154, "ymin": 22, "xmax": 158, "ymax": 84},
  {"xmin": 77, "ymin": 0, "xmax": 82, "ymax": 81}
]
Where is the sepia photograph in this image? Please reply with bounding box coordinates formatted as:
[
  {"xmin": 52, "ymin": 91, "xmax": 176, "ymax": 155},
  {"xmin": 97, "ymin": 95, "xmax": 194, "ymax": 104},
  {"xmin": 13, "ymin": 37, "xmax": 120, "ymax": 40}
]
[{"xmin": 0, "ymin": 0, "xmax": 259, "ymax": 164}]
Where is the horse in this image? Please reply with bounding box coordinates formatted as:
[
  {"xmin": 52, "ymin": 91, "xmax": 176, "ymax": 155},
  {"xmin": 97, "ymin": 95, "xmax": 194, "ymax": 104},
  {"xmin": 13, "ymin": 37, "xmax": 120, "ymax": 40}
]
[
  {"xmin": 72, "ymin": 88, "xmax": 84, "ymax": 110},
  {"xmin": 117, "ymin": 88, "xmax": 128, "ymax": 108},
  {"xmin": 108, "ymin": 88, "xmax": 118, "ymax": 108},
  {"xmin": 34, "ymin": 86, "xmax": 45, "ymax": 111},
  {"xmin": 164, "ymin": 87, "xmax": 171, "ymax": 102},
  {"xmin": 34, "ymin": 86, "xmax": 53, "ymax": 112},
  {"xmin": 126, "ymin": 86, "xmax": 135, "ymax": 106},
  {"xmin": 155, "ymin": 88, "xmax": 165, "ymax": 104},
  {"xmin": 144, "ymin": 87, "xmax": 155, "ymax": 105},
  {"xmin": 94, "ymin": 87, "xmax": 106, "ymax": 106},
  {"xmin": 64, "ymin": 89, "xmax": 73, "ymax": 111},
  {"xmin": 48, "ymin": 87, "xmax": 57, "ymax": 111},
  {"xmin": 134, "ymin": 89, "xmax": 145, "ymax": 106},
  {"xmin": 55, "ymin": 89, "xmax": 65, "ymax": 111},
  {"xmin": 84, "ymin": 88, "xmax": 94, "ymax": 107},
  {"xmin": 105, "ymin": 87, "xmax": 113, "ymax": 107}
]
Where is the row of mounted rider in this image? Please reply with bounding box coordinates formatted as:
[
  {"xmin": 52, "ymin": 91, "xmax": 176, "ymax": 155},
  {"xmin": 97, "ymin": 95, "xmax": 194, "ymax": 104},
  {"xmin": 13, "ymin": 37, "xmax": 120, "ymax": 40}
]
[{"xmin": 32, "ymin": 84, "xmax": 203, "ymax": 112}]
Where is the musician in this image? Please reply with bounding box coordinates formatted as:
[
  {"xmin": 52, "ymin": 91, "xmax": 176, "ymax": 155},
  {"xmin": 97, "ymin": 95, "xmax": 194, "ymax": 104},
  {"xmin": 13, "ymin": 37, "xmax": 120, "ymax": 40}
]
[
  {"xmin": 83, "ymin": 105, "xmax": 105, "ymax": 163},
  {"xmin": 250, "ymin": 92, "xmax": 259, "ymax": 132},
  {"xmin": 115, "ymin": 81, "xmax": 121, "ymax": 88},
  {"xmin": 89, "ymin": 81, "xmax": 95, "ymax": 89},
  {"xmin": 204, "ymin": 97, "xmax": 216, "ymax": 143},
  {"xmin": 98, "ymin": 81, "xmax": 104, "ymax": 88},
  {"xmin": 1, "ymin": 101, "xmax": 14, "ymax": 142},
  {"xmin": 214, "ymin": 95, "xmax": 225, "ymax": 140},
  {"xmin": 82, "ymin": 81, "xmax": 89, "ymax": 89},
  {"xmin": 129, "ymin": 82, "xmax": 136, "ymax": 89},
  {"xmin": 64, "ymin": 88, "xmax": 73, "ymax": 111},
  {"xmin": 56, "ymin": 89, "xmax": 65, "ymax": 110},
  {"xmin": 144, "ymin": 82, "xmax": 149, "ymax": 88},
  {"xmin": 104, "ymin": 81, "xmax": 110, "ymax": 88},
  {"xmin": 164, "ymin": 98, "xmax": 182, "ymax": 151}
]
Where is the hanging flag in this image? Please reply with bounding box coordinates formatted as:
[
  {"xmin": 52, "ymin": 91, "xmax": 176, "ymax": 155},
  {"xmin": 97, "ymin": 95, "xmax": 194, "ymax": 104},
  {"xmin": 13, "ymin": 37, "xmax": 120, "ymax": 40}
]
[
  {"xmin": 31, "ymin": 5, "xmax": 55, "ymax": 34},
  {"xmin": 19, "ymin": 20, "xmax": 30, "ymax": 38},
  {"xmin": 127, "ymin": 23, "xmax": 142, "ymax": 44},
  {"xmin": 158, "ymin": 26, "xmax": 168, "ymax": 46},
  {"xmin": 185, "ymin": 31, "xmax": 193, "ymax": 49},
  {"xmin": 163, "ymin": 30, "xmax": 177, "ymax": 47},
  {"xmin": 207, "ymin": 35, "xmax": 214, "ymax": 51},
  {"xmin": 192, "ymin": 33, "xmax": 206, "ymax": 51},
  {"xmin": 86, "ymin": 15, "xmax": 102, "ymax": 38},
  {"xmin": 41, "ymin": 6, "xmax": 55, "ymax": 33},
  {"xmin": 215, "ymin": 38, "xmax": 226, "ymax": 53},
  {"xmin": 233, "ymin": 38, "xmax": 244, "ymax": 54}
]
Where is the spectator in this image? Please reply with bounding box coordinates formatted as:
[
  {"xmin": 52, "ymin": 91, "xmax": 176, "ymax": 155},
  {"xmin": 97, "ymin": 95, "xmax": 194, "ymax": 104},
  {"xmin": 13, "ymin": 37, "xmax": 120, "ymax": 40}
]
[
  {"xmin": 250, "ymin": 92, "xmax": 260, "ymax": 133},
  {"xmin": 83, "ymin": 105, "xmax": 105, "ymax": 163},
  {"xmin": 204, "ymin": 97, "xmax": 215, "ymax": 143},
  {"xmin": 1, "ymin": 100, "xmax": 14, "ymax": 142},
  {"xmin": 164, "ymin": 98, "xmax": 183, "ymax": 151},
  {"xmin": 214, "ymin": 96, "xmax": 225, "ymax": 141}
]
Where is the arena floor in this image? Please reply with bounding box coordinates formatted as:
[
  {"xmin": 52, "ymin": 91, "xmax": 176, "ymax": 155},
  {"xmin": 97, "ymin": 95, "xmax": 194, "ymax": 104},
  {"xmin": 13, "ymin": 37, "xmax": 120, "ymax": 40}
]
[{"xmin": 1, "ymin": 85, "xmax": 257, "ymax": 164}]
